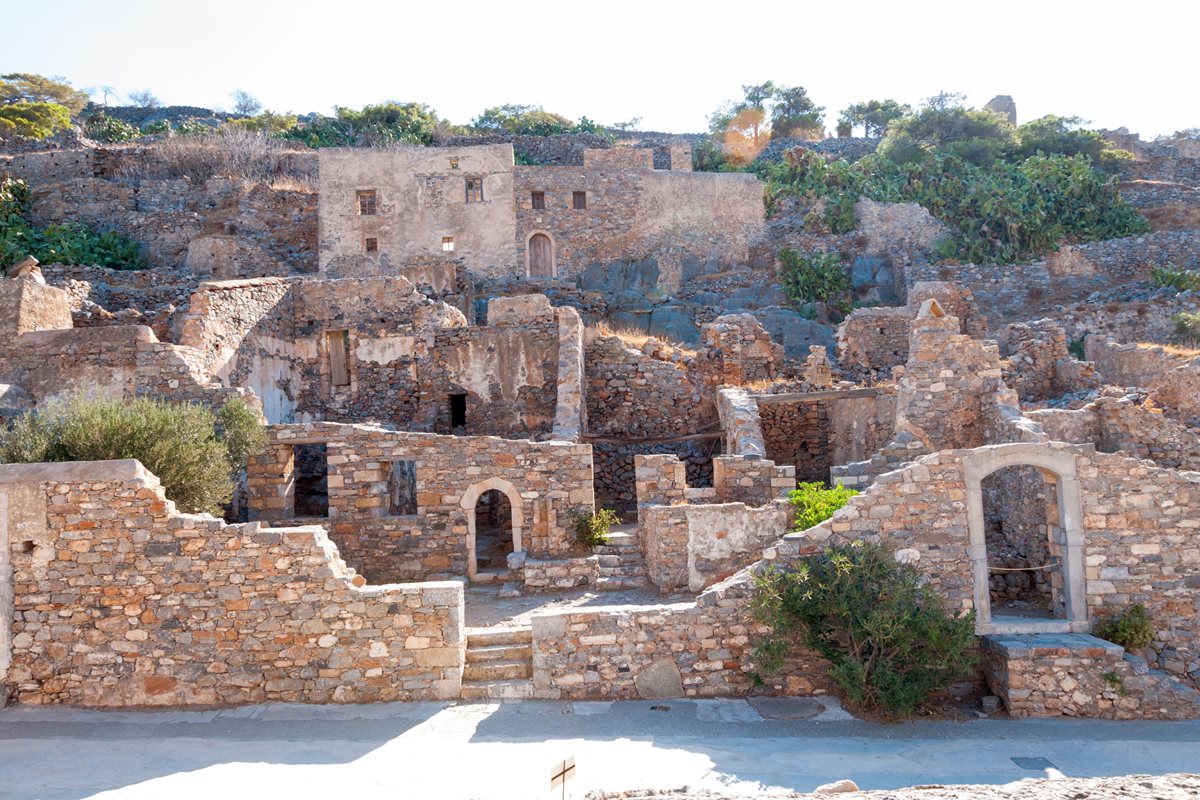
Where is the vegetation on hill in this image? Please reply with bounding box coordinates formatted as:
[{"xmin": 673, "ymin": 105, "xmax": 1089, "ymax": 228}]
[
  {"xmin": 0, "ymin": 177, "xmax": 144, "ymax": 270},
  {"xmin": 0, "ymin": 395, "xmax": 266, "ymax": 516},
  {"xmin": 0, "ymin": 73, "xmax": 87, "ymax": 139}
]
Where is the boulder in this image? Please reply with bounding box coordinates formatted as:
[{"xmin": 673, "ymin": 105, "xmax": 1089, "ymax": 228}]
[
  {"xmin": 580, "ymin": 257, "xmax": 659, "ymax": 296},
  {"xmin": 648, "ymin": 306, "xmax": 700, "ymax": 344},
  {"xmin": 753, "ymin": 307, "xmax": 836, "ymax": 359},
  {"xmin": 634, "ymin": 658, "xmax": 683, "ymax": 699}
]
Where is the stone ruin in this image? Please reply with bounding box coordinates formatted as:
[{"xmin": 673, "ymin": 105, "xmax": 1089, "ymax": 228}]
[{"xmin": 0, "ymin": 127, "xmax": 1199, "ymax": 718}]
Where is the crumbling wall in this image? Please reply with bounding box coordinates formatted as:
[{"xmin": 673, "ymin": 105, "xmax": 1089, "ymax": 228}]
[
  {"xmin": 247, "ymin": 423, "xmax": 594, "ymax": 582},
  {"xmin": 998, "ymin": 319, "xmax": 1099, "ymax": 402},
  {"xmin": 1, "ymin": 459, "xmax": 463, "ymax": 706},
  {"xmin": 585, "ymin": 334, "xmax": 718, "ymax": 514}
]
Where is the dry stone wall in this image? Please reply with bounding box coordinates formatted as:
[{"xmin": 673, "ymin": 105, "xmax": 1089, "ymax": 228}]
[
  {"xmin": 1, "ymin": 459, "xmax": 464, "ymax": 706},
  {"xmin": 247, "ymin": 422, "xmax": 594, "ymax": 582}
]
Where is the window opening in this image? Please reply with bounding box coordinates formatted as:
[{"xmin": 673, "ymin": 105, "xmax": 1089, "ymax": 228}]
[
  {"xmin": 388, "ymin": 460, "xmax": 418, "ymax": 516},
  {"xmin": 449, "ymin": 393, "xmax": 467, "ymax": 428},
  {"xmin": 573, "ymin": 191, "xmax": 587, "ymax": 209},
  {"xmin": 465, "ymin": 177, "xmax": 484, "ymax": 203},
  {"xmin": 357, "ymin": 190, "xmax": 377, "ymax": 215}
]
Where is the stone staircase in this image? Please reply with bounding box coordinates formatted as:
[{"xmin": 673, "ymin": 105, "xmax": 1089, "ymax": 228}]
[
  {"xmin": 460, "ymin": 626, "xmax": 533, "ymax": 700},
  {"xmin": 593, "ymin": 524, "xmax": 648, "ymax": 591}
]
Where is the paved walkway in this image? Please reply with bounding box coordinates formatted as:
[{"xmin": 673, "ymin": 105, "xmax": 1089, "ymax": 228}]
[{"xmin": 3, "ymin": 698, "xmax": 1200, "ymax": 799}]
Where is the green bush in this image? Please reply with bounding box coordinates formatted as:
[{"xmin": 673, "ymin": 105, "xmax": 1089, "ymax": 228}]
[
  {"xmin": 757, "ymin": 148, "xmax": 1148, "ymax": 265},
  {"xmin": 1068, "ymin": 336, "xmax": 1087, "ymax": 361},
  {"xmin": 83, "ymin": 113, "xmax": 138, "ymax": 143},
  {"xmin": 140, "ymin": 120, "xmax": 170, "ymax": 136},
  {"xmin": 0, "ymin": 101, "xmax": 71, "ymax": 140},
  {"xmin": 175, "ymin": 120, "xmax": 213, "ymax": 136},
  {"xmin": 778, "ymin": 249, "xmax": 852, "ymax": 314},
  {"xmin": 1095, "ymin": 604, "xmax": 1154, "ymax": 651},
  {"xmin": 571, "ymin": 507, "xmax": 620, "ymax": 547},
  {"xmin": 751, "ymin": 541, "xmax": 977, "ymax": 719},
  {"xmin": 0, "ymin": 177, "xmax": 144, "ymax": 270},
  {"xmin": 789, "ymin": 482, "xmax": 859, "ymax": 531},
  {"xmin": 1150, "ymin": 264, "xmax": 1200, "ymax": 292},
  {"xmin": 0, "ymin": 395, "xmax": 265, "ymax": 516},
  {"xmin": 1173, "ymin": 311, "xmax": 1200, "ymax": 342}
]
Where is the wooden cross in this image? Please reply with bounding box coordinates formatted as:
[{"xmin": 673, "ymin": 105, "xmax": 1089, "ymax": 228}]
[{"xmin": 550, "ymin": 755, "xmax": 576, "ymax": 799}]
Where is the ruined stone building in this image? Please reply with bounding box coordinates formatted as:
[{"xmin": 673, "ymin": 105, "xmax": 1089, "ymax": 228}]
[{"xmin": 1, "ymin": 128, "xmax": 1199, "ymax": 716}]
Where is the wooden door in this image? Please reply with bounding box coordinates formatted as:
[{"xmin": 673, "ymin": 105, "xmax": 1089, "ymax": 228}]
[{"xmin": 528, "ymin": 233, "xmax": 553, "ymax": 277}]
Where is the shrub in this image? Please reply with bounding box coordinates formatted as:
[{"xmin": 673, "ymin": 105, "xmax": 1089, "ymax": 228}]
[
  {"xmin": 83, "ymin": 113, "xmax": 138, "ymax": 143},
  {"xmin": 790, "ymin": 482, "xmax": 859, "ymax": 531},
  {"xmin": 778, "ymin": 249, "xmax": 852, "ymax": 313},
  {"xmin": 1173, "ymin": 311, "xmax": 1200, "ymax": 342},
  {"xmin": 117, "ymin": 128, "xmax": 316, "ymax": 186},
  {"xmin": 1150, "ymin": 264, "xmax": 1200, "ymax": 292},
  {"xmin": 0, "ymin": 177, "xmax": 144, "ymax": 270},
  {"xmin": 0, "ymin": 395, "xmax": 266, "ymax": 516},
  {"xmin": 0, "ymin": 101, "xmax": 71, "ymax": 140},
  {"xmin": 756, "ymin": 149, "xmax": 1148, "ymax": 265},
  {"xmin": 751, "ymin": 541, "xmax": 977, "ymax": 719},
  {"xmin": 1068, "ymin": 336, "xmax": 1087, "ymax": 360},
  {"xmin": 571, "ymin": 507, "xmax": 620, "ymax": 547},
  {"xmin": 140, "ymin": 119, "xmax": 170, "ymax": 136},
  {"xmin": 1095, "ymin": 604, "xmax": 1155, "ymax": 651}
]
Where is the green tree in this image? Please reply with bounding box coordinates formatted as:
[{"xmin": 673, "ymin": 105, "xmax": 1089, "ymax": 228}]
[
  {"xmin": 229, "ymin": 109, "xmax": 298, "ymax": 135},
  {"xmin": 839, "ymin": 99, "xmax": 912, "ymax": 138},
  {"xmin": 878, "ymin": 93, "xmax": 1016, "ymax": 166},
  {"xmin": 0, "ymin": 73, "xmax": 90, "ymax": 115},
  {"xmin": 471, "ymin": 104, "xmax": 576, "ymax": 136},
  {"xmin": 770, "ymin": 85, "xmax": 824, "ymax": 139},
  {"xmin": 1013, "ymin": 115, "xmax": 1109, "ymax": 161},
  {"xmin": 0, "ymin": 101, "xmax": 71, "ymax": 140}
]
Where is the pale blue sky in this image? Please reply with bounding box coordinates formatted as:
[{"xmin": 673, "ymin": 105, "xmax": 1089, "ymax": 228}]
[{"xmin": 3, "ymin": 0, "xmax": 1195, "ymax": 137}]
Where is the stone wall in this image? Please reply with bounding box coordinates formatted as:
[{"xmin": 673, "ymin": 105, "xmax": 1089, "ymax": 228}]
[
  {"xmin": 982, "ymin": 634, "xmax": 1200, "ymax": 719},
  {"xmin": 0, "ymin": 278, "xmax": 73, "ymax": 341},
  {"xmin": 247, "ymin": 422, "xmax": 594, "ymax": 582},
  {"xmin": 906, "ymin": 232, "xmax": 1200, "ymax": 319},
  {"xmin": 759, "ymin": 388, "xmax": 896, "ymax": 484},
  {"xmin": 1, "ymin": 459, "xmax": 464, "ymax": 706},
  {"xmin": 585, "ymin": 334, "xmax": 717, "ymax": 514},
  {"xmin": 1085, "ymin": 336, "xmax": 1186, "ymax": 388},
  {"xmin": 998, "ymin": 319, "xmax": 1099, "ymax": 402}
]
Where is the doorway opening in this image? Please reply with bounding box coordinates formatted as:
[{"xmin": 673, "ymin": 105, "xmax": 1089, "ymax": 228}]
[
  {"xmin": 982, "ymin": 465, "xmax": 1062, "ymax": 620},
  {"xmin": 527, "ymin": 232, "xmax": 554, "ymax": 277},
  {"xmin": 293, "ymin": 443, "xmax": 329, "ymax": 517},
  {"xmin": 473, "ymin": 489, "xmax": 513, "ymax": 576}
]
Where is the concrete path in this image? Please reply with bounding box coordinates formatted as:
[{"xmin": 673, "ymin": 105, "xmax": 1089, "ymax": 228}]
[{"xmin": 2, "ymin": 698, "xmax": 1200, "ymax": 800}]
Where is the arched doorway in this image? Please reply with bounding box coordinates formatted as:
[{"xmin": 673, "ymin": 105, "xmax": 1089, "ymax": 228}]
[
  {"xmin": 461, "ymin": 477, "xmax": 525, "ymax": 581},
  {"xmin": 473, "ymin": 490, "xmax": 513, "ymax": 576},
  {"xmin": 527, "ymin": 232, "xmax": 555, "ymax": 278}
]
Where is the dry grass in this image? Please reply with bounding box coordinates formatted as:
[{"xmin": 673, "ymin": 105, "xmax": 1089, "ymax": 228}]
[
  {"xmin": 117, "ymin": 128, "xmax": 318, "ymax": 187},
  {"xmin": 593, "ymin": 320, "xmax": 700, "ymax": 358},
  {"xmin": 1137, "ymin": 341, "xmax": 1200, "ymax": 359}
]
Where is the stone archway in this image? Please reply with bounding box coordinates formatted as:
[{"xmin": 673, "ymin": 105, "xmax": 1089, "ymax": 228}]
[
  {"xmin": 461, "ymin": 477, "xmax": 525, "ymax": 580},
  {"xmin": 963, "ymin": 444, "xmax": 1088, "ymax": 635}
]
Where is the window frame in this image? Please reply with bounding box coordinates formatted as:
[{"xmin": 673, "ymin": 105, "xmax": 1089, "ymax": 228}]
[
  {"xmin": 356, "ymin": 190, "xmax": 378, "ymax": 216},
  {"xmin": 572, "ymin": 190, "xmax": 587, "ymax": 210},
  {"xmin": 531, "ymin": 191, "xmax": 546, "ymax": 210},
  {"xmin": 465, "ymin": 177, "xmax": 484, "ymax": 203}
]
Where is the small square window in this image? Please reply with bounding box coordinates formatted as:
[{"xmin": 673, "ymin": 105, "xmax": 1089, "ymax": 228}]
[
  {"xmin": 449, "ymin": 393, "xmax": 467, "ymax": 428},
  {"xmin": 573, "ymin": 191, "xmax": 587, "ymax": 210},
  {"xmin": 365, "ymin": 237, "xmax": 378, "ymax": 253},
  {"xmin": 442, "ymin": 236, "xmax": 455, "ymax": 252},
  {"xmin": 449, "ymin": 157, "xmax": 460, "ymax": 170},
  {"xmin": 465, "ymin": 178, "xmax": 483, "ymax": 203},
  {"xmin": 357, "ymin": 190, "xmax": 377, "ymax": 216},
  {"xmin": 531, "ymin": 191, "xmax": 545, "ymax": 210}
]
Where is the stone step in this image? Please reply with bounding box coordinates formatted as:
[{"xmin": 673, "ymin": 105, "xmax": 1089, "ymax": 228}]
[
  {"xmin": 596, "ymin": 575, "xmax": 649, "ymax": 591},
  {"xmin": 466, "ymin": 626, "xmax": 532, "ymax": 648},
  {"xmin": 463, "ymin": 659, "xmax": 532, "ymax": 682},
  {"xmin": 593, "ymin": 544, "xmax": 641, "ymax": 556},
  {"xmin": 465, "ymin": 643, "xmax": 533, "ymax": 663},
  {"xmin": 471, "ymin": 570, "xmax": 515, "ymax": 584},
  {"xmin": 596, "ymin": 554, "xmax": 645, "ymax": 567},
  {"xmin": 460, "ymin": 679, "xmax": 533, "ymax": 701},
  {"xmin": 598, "ymin": 565, "xmax": 647, "ymax": 577}
]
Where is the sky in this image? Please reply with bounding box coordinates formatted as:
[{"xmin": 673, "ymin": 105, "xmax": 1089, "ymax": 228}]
[{"xmin": 2, "ymin": 0, "xmax": 1196, "ymax": 138}]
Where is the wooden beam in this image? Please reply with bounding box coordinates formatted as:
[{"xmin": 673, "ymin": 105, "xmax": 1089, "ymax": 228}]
[
  {"xmin": 580, "ymin": 430, "xmax": 725, "ymax": 446},
  {"xmin": 752, "ymin": 388, "xmax": 880, "ymax": 404}
]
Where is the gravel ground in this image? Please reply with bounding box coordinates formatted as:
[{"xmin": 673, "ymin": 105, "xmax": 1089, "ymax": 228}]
[{"xmin": 586, "ymin": 773, "xmax": 1200, "ymax": 799}]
